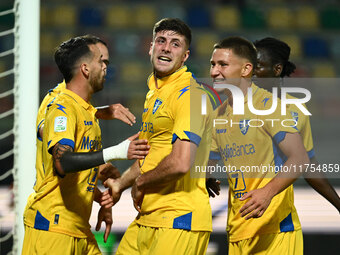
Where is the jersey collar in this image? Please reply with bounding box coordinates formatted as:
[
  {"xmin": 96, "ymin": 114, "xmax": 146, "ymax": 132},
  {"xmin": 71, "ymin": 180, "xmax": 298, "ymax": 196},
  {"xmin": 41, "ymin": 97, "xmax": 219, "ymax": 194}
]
[
  {"xmin": 62, "ymin": 89, "xmax": 97, "ymax": 114},
  {"xmin": 147, "ymin": 66, "xmax": 188, "ymax": 90}
]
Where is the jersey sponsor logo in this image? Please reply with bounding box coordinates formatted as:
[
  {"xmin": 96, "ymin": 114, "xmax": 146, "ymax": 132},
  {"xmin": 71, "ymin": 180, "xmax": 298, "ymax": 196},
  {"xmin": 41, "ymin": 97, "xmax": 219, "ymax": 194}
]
[
  {"xmin": 84, "ymin": 120, "xmax": 93, "ymax": 126},
  {"xmin": 239, "ymin": 119, "xmax": 250, "ymax": 135},
  {"xmin": 143, "ymin": 108, "xmax": 148, "ymax": 113},
  {"xmin": 152, "ymin": 98, "xmax": 163, "ymax": 114},
  {"xmin": 81, "ymin": 136, "xmax": 101, "ymax": 151},
  {"xmin": 216, "ymin": 128, "xmax": 226, "ymax": 134},
  {"xmin": 219, "ymin": 143, "xmax": 255, "ymax": 162},
  {"xmin": 54, "ymin": 116, "xmax": 67, "ymax": 132}
]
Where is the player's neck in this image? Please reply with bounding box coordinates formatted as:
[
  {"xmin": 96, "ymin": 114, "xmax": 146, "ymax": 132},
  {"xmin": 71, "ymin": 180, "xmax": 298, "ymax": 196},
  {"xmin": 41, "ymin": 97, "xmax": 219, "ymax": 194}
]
[{"xmin": 66, "ymin": 79, "xmax": 91, "ymax": 102}]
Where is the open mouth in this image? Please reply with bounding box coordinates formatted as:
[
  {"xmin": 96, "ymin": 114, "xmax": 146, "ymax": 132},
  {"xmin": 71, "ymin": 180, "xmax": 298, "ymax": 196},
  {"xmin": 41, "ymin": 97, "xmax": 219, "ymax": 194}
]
[
  {"xmin": 158, "ymin": 56, "xmax": 171, "ymax": 62},
  {"xmin": 213, "ymin": 78, "xmax": 226, "ymax": 83}
]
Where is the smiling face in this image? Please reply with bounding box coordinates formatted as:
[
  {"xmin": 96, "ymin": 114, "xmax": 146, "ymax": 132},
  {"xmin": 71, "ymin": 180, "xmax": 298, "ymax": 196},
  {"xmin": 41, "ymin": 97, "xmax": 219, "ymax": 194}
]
[
  {"xmin": 149, "ymin": 30, "xmax": 189, "ymax": 78},
  {"xmin": 210, "ymin": 48, "xmax": 251, "ymax": 85}
]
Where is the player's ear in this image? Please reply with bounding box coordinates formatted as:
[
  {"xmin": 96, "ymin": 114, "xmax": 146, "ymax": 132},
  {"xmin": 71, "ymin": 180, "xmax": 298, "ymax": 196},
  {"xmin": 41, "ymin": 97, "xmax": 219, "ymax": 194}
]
[
  {"xmin": 182, "ymin": 49, "xmax": 190, "ymax": 63},
  {"xmin": 149, "ymin": 42, "xmax": 153, "ymax": 56},
  {"xmin": 273, "ymin": 63, "xmax": 283, "ymax": 77},
  {"xmin": 80, "ymin": 63, "xmax": 90, "ymax": 78},
  {"xmin": 242, "ymin": 62, "xmax": 253, "ymax": 77}
]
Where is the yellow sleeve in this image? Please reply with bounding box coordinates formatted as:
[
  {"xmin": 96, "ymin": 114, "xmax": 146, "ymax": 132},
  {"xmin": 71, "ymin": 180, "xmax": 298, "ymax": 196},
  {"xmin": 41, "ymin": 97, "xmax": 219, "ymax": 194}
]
[
  {"xmin": 289, "ymin": 104, "xmax": 315, "ymax": 158},
  {"xmin": 44, "ymin": 100, "xmax": 77, "ymax": 153}
]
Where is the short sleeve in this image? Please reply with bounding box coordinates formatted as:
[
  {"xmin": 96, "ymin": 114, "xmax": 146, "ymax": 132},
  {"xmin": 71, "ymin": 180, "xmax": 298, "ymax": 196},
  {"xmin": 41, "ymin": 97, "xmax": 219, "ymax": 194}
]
[{"xmin": 44, "ymin": 101, "xmax": 77, "ymax": 154}]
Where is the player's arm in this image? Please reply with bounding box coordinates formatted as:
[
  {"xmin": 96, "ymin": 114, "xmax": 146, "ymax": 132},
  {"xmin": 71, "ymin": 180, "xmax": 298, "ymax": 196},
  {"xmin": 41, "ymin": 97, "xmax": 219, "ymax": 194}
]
[
  {"xmin": 304, "ymin": 157, "xmax": 340, "ymax": 214},
  {"xmin": 52, "ymin": 133, "xmax": 149, "ymax": 176},
  {"xmin": 95, "ymin": 104, "xmax": 136, "ymax": 126},
  {"xmin": 103, "ymin": 160, "xmax": 141, "ymax": 205},
  {"xmin": 131, "ymin": 138, "xmax": 195, "ymax": 212},
  {"xmin": 136, "ymin": 138, "xmax": 194, "ymax": 188},
  {"xmin": 97, "ymin": 163, "xmax": 121, "ymax": 182},
  {"xmin": 240, "ymin": 132, "xmax": 309, "ymax": 219}
]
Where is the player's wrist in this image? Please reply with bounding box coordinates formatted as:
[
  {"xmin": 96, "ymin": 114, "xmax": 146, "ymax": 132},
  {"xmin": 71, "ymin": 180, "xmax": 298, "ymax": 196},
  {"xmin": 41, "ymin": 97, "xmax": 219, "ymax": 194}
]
[{"xmin": 102, "ymin": 139, "xmax": 131, "ymax": 162}]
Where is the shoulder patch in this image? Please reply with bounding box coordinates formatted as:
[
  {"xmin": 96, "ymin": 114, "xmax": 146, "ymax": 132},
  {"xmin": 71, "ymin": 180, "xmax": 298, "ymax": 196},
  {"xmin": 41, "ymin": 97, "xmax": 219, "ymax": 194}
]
[{"xmin": 54, "ymin": 116, "xmax": 67, "ymax": 132}]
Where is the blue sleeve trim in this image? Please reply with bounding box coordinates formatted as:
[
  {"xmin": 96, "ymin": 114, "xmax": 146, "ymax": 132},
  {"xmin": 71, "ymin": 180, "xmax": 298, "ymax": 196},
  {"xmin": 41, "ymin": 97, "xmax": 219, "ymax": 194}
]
[
  {"xmin": 209, "ymin": 151, "xmax": 221, "ymax": 160},
  {"xmin": 48, "ymin": 138, "xmax": 74, "ymax": 154},
  {"xmin": 37, "ymin": 119, "xmax": 44, "ymax": 141},
  {"xmin": 307, "ymin": 149, "xmax": 315, "ymax": 159},
  {"xmin": 173, "ymin": 212, "xmax": 192, "ymax": 230},
  {"xmin": 184, "ymin": 131, "xmax": 202, "ymax": 146},
  {"xmin": 172, "ymin": 132, "xmax": 202, "ymax": 146},
  {"xmin": 273, "ymin": 131, "xmax": 287, "ymax": 145},
  {"xmin": 34, "ymin": 210, "xmax": 50, "ymax": 231},
  {"xmin": 172, "ymin": 133, "xmax": 179, "ymax": 144},
  {"xmin": 58, "ymin": 138, "xmax": 75, "ymax": 149},
  {"xmin": 280, "ymin": 213, "xmax": 294, "ymax": 232}
]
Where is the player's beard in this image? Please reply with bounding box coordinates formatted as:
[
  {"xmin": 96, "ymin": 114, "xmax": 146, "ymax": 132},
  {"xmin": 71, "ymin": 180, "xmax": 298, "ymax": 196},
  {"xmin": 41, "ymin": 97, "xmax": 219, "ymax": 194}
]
[{"xmin": 91, "ymin": 72, "xmax": 105, "ymax": 93}]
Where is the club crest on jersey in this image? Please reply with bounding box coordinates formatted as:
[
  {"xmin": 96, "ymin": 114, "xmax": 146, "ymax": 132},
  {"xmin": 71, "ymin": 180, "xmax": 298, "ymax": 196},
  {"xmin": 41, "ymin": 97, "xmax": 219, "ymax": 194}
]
[
  {"xmin": 239, "ymin": 119, "xmax": 250, "ymax": 135},
  {"xmin": 152, "ymin": 98, "xmax": 163, "ymax": 114},
  {"xmin": 290, "ymin": 111, "xmax": 299, "ymax": 123}
]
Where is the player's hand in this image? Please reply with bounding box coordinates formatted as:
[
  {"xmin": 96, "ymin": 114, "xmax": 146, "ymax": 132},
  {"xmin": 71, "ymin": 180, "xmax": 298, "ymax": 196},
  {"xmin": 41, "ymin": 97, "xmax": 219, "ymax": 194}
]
[
  {"xmin": 239, "ymin": 187, "xmax": 273, "ymax": 220},
  {"xmin": 127, "ymin": 133, "xmax": 150, "ymax": 160},
  {"xmin": 95, "ymin": 206, "xmax": 112, "ymax": 243},
  {"xmin": 99, "ymin": 189, "xmax": 114, "ymax": 208},
  {"xmin": 206, "ymin": 178, "xmax": 221, "ymax": 198},
  {"xmin": 98, "ymin": 163, "xmax": 121, "ymax": 181},
  {"xmin": 103, "ymin": 178, "xmax": 122, "ymax": 205},
  {"xmin": 131, "ymin": 178, "xmax": 144, "ymax": 213},
  {"xmin": 96, "ymin": 104, "xmax": 136, "ymax": 126}
]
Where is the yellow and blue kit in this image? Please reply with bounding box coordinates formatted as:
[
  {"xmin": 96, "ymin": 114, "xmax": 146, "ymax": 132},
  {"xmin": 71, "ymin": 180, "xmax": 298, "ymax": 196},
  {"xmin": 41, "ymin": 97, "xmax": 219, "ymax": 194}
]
[
  {"xmin": 24, "ymin": 88, "xmax": 101, "ymax": 238},
  {"xmin": 210, "ymin": 83, "xmax": 302, "ymax": 242},
  {"xmin": 34, "ymin": 81, "xmax": 66, "ymax": 192},
  {"xmin": 136, "ymin": 66, "xmax": 213, "ymax": 232},
  {"xmin": 287, "ymin": 94, "xmax": 314, "ymax": 159}
]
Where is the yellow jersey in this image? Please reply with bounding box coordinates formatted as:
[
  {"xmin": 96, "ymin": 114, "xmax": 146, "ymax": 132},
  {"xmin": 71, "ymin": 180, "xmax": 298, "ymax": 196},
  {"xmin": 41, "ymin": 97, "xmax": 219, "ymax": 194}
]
[
  {"xmin": 136, "ymin": 66, "xmax": 213, "ymax": 232},
  {"xmin": 24, "ymin": 88, "xmax": 102, "ymax": 238},
  {"xmin": 210, "ymin": 83, "xmax": 302, "ymax": 242},
  {"xmin": 287, "ymin": 94, "xmax": 314, "ymax": 159},
  {"xmin": 34, "ymin": 81, "xmax": 66, "ymax": 192}
]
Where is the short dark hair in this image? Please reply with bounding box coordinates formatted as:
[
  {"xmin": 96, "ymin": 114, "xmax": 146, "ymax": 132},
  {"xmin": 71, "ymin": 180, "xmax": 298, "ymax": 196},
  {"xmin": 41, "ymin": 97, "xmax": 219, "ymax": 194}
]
[
  {"xmin": 54, "ymin": 35, "xmax": 99, "ymax": 83},
  {"xmin": 153, "ymin": 18, "xmax": 192, "ymax": 48},
  {"xmin": 82, "ymin": 34, "xmax": 107, "ymax": 47},
  {"xmin": 254, "ymin": 37, "xmax": 296, "ymax": 77},
  {"xmin": 214, "ymin": 36, "xmax": 257, "ymax": 69}
]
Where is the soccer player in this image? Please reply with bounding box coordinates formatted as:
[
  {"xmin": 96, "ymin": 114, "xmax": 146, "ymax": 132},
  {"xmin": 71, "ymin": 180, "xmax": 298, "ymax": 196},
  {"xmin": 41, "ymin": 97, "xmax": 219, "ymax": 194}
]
[
  {"xmin": 22, "ymin": 36, "xmax": 149, "ymax": 254},
  {"xmin": 33, "ymin": 35, "xmax": 134, "ymax": 248},
  {"xmin": 253, "ymin": 37, "xmax": 340, "ymax": 213},
  {"xmin": 209, "ymin": 36, "xmax": 309, "ymax": 254},
  {"xmin": 104, "ymin": 18, "xmax": 213, "ymax": 255}
]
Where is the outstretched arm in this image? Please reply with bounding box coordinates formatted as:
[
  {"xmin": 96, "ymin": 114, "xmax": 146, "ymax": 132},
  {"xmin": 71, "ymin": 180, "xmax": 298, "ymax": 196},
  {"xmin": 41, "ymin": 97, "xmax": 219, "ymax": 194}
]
[
  {"xmin": 104, "ymin": 160, "xmax": 141, "ymax": 205},
  {"xmin": 304, "ymin": 157, "xmax": 340, "ymax": 213},
  {"xmin": 95, "ymin": 103, "xmax": 136, "ymax": 126},
  {"xmin": 52, "ymin": 133, "xmax": 149, "ymax": 176}
]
